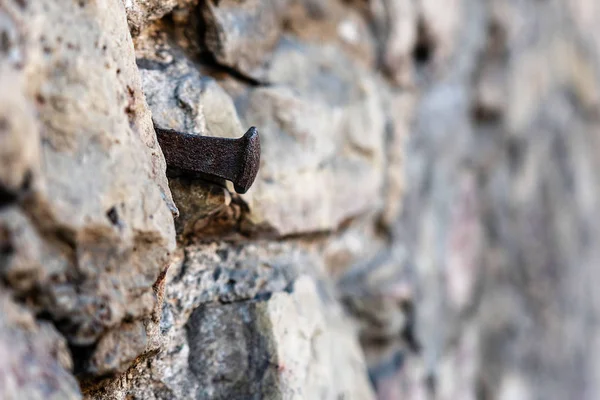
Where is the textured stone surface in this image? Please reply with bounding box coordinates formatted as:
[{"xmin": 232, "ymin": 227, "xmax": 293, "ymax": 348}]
[
  {"xmin": 5, "ymin": 0, "xmax": 598, "ymax": 399},
  {"xmin": 1, "ymin": 0, "xmax": 404, "ymax": 398},
  {"xmin": 88, "ymin": 246, "xmax": 375, "ymax": 400},
  {"xmin": 136, "ymin": 13, "xmax": 400, "ymax": 238},
  {"xmin": 0, "ymin": 0, "xmax": 175, "ymax": 387},
  {"xmin": 0, "ymin": 294, "xmax": 81, "ymax": 400},
  {"xmin": 124, "ymin": 0, "xmax": 197, "ymax": 36},
  {"xmin": 200, "ymin": 0, "xmax": 287, "ymax": 81},
  {"xmin": 231, "ymin": 38, "xmax": 389, "ymax": 236},
  {"xmin": 137, "ymin": 44, "xmax": 244, "ymax": 138}
]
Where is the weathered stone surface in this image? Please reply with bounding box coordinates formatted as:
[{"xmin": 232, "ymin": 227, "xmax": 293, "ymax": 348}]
[
  {"xmin": 136, "ymin": 21, "xmax": 398, "ymax": 238},
  {"xmin": 88, "ymin": 321, "xmax": 148, "ymax": 376},
  {"xmin": 0, "ymin": 69, "xmax": 39, "ymax": 200},
  {"xmin": 88, "ymin": 245, "xmax": 375, "ymax": 400},
  {"xmin": 265, "ymin": 276, "xmax": 375, "ymax": 400},
  {"xmin": 124, "ymin": 6, "xmax": 409, "ymax": 396},
  {"xmin": 318, "ymin": 213, "xmax": 387, "ymax": 278},
  {"xmin": 0, "ymin": 0, "xmax": 175, "ymax": 384},
  {"xmin": 0, "ymin": 293, "xmax": 81, "ymax": 400},
  {"xmin": 230, "ymin": 38, "xmax": 388, "ymax": 236},
  {"xmin": 124, "ymin": 0, "xmax": 197, "ymax": 36},
  {"xmin": 10, "ymin": 0, "xmax": 599, "ymax": 399},
  {"xmin": 137, "ymin": 43, "xmax": 244, "ymax": 138},
  {"xmin": 200, "ymin": 0, "xmax": 288, "ymax": 81},
  {"xmin": 2, "ymin": 0, "xmax": 408, "ymax": 398},
  {"xmin": 166, "ymin": 242, "xmax": 302, "ymax": 311},
  {"xmin": 186, "ymin": 302, "xmax": 279, "ymax": 399}
]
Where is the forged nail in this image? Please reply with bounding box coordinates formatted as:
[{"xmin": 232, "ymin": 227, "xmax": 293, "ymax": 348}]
[{"xmin": 155, "ymin": 126, "xmax": 260, "ymax": 194}]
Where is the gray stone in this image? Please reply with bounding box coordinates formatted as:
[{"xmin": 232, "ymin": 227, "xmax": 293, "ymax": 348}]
[
  {"xmin": 0, "ymin": 294, "xmax": 81, "ymax": 400},
  {"xmin": 0, "ymin": 0, "xmax": 175, "ymax": 381},
  {"xmin": 200, "ymin": 0, "xmax": 288, "ymax": 81},
  {"xmin": 137, "ymin": 48, "xmax": 244, "ymax": 138},
  {"xmin": 186, "ymin": 302, "xmax": 280, "ymax": 399},
  {"xmin": 88, "ymin": 321, "xmax": 148, "ymax": 376},
  {"xmin": 231, "ymin": 38, "xmax": 388, "ymax": 236},
  {"xmin": 164, "ymin": 242, "xmax": 302, "ymax": 313},
  {"xmin": 93, "ymin": 271, "xmax": 375, "ymax": 400}
]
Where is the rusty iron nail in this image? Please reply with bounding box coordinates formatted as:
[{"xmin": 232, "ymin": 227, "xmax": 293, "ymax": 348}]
[{"xmin": 155, "ymin": 126, "xmax": 260, "ymax": 194}]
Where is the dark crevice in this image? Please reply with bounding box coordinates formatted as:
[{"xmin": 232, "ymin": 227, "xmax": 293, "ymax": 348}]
[
  {"xmin": 216, "ymin": 288, "xmax": 282, "ymax": 305},
  {"xmin": 212, "ymin": 266, "xmax": 222, "ymax": 281},
  {"xmin": 193, "ymin": 1, "xmax": 268, "ymax": 87},
  {"xmin": 400, "ymin": 300, "xmax": 421, "ymax": 353},
  {"xmin": 215, "ymin": 248, "xmax": 229, "ymax": 261},
  {"xmin": 413, "ymin": 41, "xmax": 432, "ymax": 64},
  {"xmin": 471, "ymin": 17, "xmax": 508, "ymax": 124},
  {"xmin": 374, "ymin": 119, "xmax": 397, "ymax": 243},
  {"xmin": 472, "ymin": 102, "xmax": 503, "ymax": 123},
  {"xmin": 0, "ymin": 169, "xmax": 32, "ymax": 210},
  {"xmin": 277, "ymin": 229, "xmax": 333, "ymax": 242},
  {"xmin": 283, "ymin": 279, "xmax": 295, "ymax": 294},
  {"xmin": 278, "ymin": 209, "xmax": 384, "ymax": 244},
  {"xmin": 135, "ymin": 58, "xmax": 174, "ymax": 71},
  {"xmin": 165, "ymin": 166, "xmax": 229, "ymax": 193},
  {"xmin": 0, "ymin": 240, "xmax": 13, "ymax": 258},
  {"xmin": 14, "ymin": 0, "xmax": 27, "ymax": 9},
  {"xmin": 197, "ymin": 51, "xmax": 267, "ymax": 87},
  {"xmin": 69, "ymin": 343, "xmax": 96, "ymax": 377},
  {"xmin": 105, "ymin": 207, "xmax": 120, "ymax": 227},
  {"xmin": 253, "ymin": 292, "xmax": 273, "ymax": 302},
  {"xmin": 412, "ymin": 18, "xmax": 435, "ymax": 65},
  {"xmin": 374, "ymin": 213, "xmax": 393, "ymax": 243},
  {"xmin": 0, "ymin": 184, "xmax": 19, "ymax": 209},
  {"xmin": 136, "ymin": 6, "xmax": 268, "ymax": 88},
  {"xmin": 0, "ymin": 30, "xmax": 11, "ymax": 54}
]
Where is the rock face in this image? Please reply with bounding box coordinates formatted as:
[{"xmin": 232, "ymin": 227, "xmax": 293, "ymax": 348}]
[
  {"xmin": 90, "ymin": 246, "xmax": 374, "ymax": 400},
  {"xmin": 0, "ymin": 0, "xmax": 175, "ymax": 395},
  {"xmin": 0, "ymin": 294, "xmax": 81, "ymax": 400},
  {"xmin": 2, "ymin": 0, "xmax": 599, "ymax": 399}
]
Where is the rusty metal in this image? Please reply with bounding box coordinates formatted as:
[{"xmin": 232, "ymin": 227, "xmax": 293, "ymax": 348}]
[{"xmin": 155, "ymin": 126, "xmax": 260, "ymax": 194}]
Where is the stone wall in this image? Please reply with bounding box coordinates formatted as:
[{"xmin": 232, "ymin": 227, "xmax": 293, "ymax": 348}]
[{"xmin": 1, "ymin": 0, "xmax": 599, "ymax": 399}]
